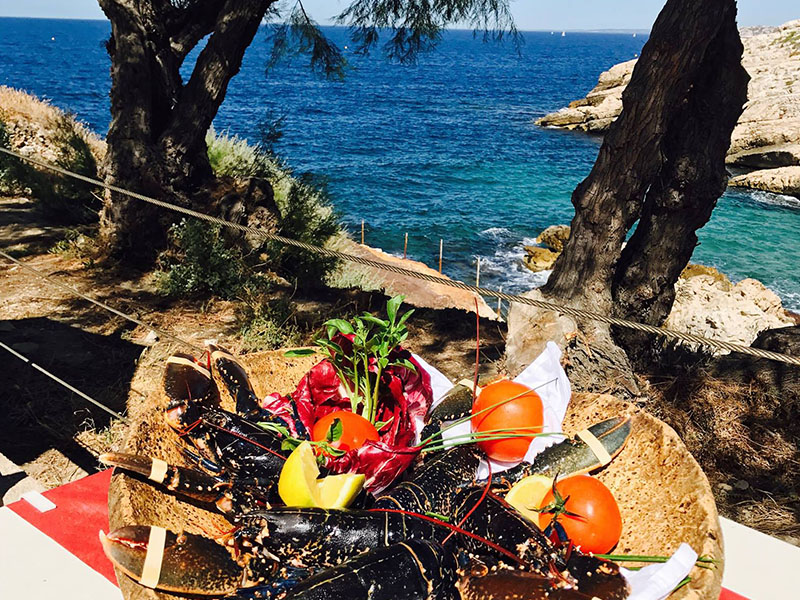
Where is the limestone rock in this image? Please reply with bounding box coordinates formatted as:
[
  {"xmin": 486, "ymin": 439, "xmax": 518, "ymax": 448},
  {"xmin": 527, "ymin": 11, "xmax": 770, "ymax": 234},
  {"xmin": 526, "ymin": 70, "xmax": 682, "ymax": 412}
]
[
  {"xmin": 680, "ymin": 264, "xmax": 732, "ymax": 288},
  {"xmin": 330, "ymin": 237, "xmax": 498, "ymax": 319},
  {"xmin": 665, "ymin": 275, "xmax": 793, "ymax": 348},
  {"xmin": 522, "ymin": 245, "xmax": 559, "ymax": 272},
  {"xmin": 536, "ymin": 224, "xmax": 571, "ymax": 252},
  {"xmin": 729, "ymin": 165, "xmax": 800, "ymax": 198},
  {"xmin": 536, "ymin": 20, "xmax": 800, "ymax": 197},
  {"xmin": 536, "ymin": 60, "xmax": 634, "ymax": 130}
]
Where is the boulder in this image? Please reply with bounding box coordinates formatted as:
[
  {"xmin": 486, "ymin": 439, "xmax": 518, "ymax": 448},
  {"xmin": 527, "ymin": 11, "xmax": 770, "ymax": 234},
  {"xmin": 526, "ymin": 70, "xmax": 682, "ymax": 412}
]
[
  {"xmin": 535, "ymin": 224, "xmax": 571, "ymax": 252},
  {"xmin": 665, "ymin": 275, "xmax": 793, "ymax": 348},
  {"xmin": 522, "ymin": 245, "xmax": 559, "ymax": 272},
  {"xmin": 729, "ymin": 165, "xmax": 800, "ymax": 198},
  {"xmin": 679, "ymin": 264, "xmax": 732, "ymax": 287}
]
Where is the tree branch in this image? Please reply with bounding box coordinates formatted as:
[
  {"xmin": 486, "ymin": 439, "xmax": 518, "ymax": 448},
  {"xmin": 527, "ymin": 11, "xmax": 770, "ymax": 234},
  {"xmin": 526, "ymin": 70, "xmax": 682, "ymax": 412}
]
[{"xmin": 159, "ymin": 0, "xmax": 273, "ymax": 180}]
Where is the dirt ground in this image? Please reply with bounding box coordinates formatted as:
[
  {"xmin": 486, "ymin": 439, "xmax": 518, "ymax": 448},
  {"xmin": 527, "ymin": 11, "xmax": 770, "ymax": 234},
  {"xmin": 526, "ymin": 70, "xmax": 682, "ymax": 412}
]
[{"xmin": 0, "ymin": 195, "xmax": 505, "ymax": 495}]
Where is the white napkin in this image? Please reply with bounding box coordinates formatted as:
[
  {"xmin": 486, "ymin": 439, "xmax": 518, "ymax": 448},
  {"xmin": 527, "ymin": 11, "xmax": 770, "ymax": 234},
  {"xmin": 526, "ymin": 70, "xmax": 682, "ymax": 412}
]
[{"xmin": 413, "ymin": 345, "xmax": 701, "ymax": 600}]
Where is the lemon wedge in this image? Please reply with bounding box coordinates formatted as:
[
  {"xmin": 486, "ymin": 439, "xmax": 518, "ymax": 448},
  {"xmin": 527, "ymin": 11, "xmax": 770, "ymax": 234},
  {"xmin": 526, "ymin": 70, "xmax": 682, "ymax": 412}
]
[
  {"xmin": 317, "ymin": 473, "xmax": 365, "ymax": 508},
  {"xmin": 278, "ymin": 442, "xmax": 365, "ymax": 509},
  {"xmin": 278, "ymin": 441, "xmax": 322, "ymax": 507},
  {"xmin": 505, "ymin": 474, "xmax": 553, "ymax": 527}
]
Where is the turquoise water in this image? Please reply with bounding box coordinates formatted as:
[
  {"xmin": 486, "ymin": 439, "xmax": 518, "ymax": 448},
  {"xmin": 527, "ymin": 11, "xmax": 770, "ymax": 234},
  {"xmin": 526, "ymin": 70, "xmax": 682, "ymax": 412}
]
[{"xmin": 1, "ymin": 18, "xmax": 798, "ymax": 308}]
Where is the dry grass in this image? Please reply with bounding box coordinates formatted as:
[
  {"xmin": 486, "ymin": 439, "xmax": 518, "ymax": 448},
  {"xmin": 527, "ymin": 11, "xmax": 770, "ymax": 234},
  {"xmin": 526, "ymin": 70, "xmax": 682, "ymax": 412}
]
[
  {"xmin": 0, "ymin": 85, "xmax": 106, "ymax": 162},
  {"xmin": 645, "ymin": 368, "xmax": 800, "ymax": 543}
]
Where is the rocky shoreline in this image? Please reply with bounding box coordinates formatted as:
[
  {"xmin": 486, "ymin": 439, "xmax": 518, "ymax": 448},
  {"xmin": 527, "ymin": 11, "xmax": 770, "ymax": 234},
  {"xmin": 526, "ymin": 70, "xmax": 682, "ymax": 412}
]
[
  {"xmin": 521, "ymin": 225, "xmax": 796, "ymax": 349},
  {"xmin": 537, "ymin": 20, "xmax": 800, "ymax": 198}
]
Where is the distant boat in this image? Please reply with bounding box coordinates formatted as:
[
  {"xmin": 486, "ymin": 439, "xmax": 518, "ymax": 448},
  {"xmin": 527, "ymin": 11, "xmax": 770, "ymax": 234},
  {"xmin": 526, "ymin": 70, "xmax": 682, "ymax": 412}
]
[
  {"xmin": 633, "ymin": 33, "xmax": 637, "ymax": 38},
  {"xmin": 550, "ymin": 31, "xmax": 554, "ymax": 35},
  {"xmin": 561, "ymin": 31, "xmax": 565, "ymax": 37}
]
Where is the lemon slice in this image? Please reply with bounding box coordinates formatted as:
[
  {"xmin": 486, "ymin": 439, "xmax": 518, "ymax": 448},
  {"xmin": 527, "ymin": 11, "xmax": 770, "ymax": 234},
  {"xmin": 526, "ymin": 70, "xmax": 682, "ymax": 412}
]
[
  {"xmin": 317, "ymin": 473, "xmax": 365, "ymax": 509},
  {"xmin": 505, "ymin": 474, "xmax": 554, "ymax": 527},
  {"xmin": 278, "ymin": 441, "xmax": 322, "ymax": 507}
]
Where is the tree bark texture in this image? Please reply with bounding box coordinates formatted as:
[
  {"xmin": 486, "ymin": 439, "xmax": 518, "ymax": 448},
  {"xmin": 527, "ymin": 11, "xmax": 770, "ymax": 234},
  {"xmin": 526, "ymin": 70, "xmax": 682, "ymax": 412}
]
[
  {"xmin": 98, "ymin": 0, "xmax": 273, "ymax": 264},
  {"xmin": 530, "ymin": 0, "xmax": 747, "ymax": 387},
  {"xmin": 542, "ymin": 0, "xmax": 744, "ymax": 316},
  {"xmin": 612, "ymin": 6, "xmax": 748, "ymax": 350}
]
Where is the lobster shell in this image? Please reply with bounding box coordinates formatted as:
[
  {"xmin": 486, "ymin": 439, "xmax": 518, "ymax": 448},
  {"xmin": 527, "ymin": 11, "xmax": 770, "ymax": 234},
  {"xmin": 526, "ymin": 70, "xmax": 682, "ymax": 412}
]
[{"xmin": 108, "ymin": 349, "xmax": 723, "ymax": 600}]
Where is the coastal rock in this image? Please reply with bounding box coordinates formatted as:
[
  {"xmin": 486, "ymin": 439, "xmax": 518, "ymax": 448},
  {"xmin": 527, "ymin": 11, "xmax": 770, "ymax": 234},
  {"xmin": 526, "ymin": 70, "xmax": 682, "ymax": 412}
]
[
  {"xmin": 729, "ymin": 165, "xmax": 800, "ymax": 198},
  {"xmin": 536, "ymin": 20, "xmax": 800, "ymax": 197},
  {"xmin": 665, "ymin": 275, "xmax": 793, "ymax": 348},
  {"xmin": 536, "ymin": 60, "xmax": 634, "ymax": 131},
  {"xmin": 680, "ymin": 264, "xmax": 731, "ymax": 287},
  {"xmin": 329, "ymin": 237, "xmax": 498, "ymax": 319},
  {"xmin": 536, "ymin": 224, "xmax": 571, "ymax": 252},
  {"xmin": 522, "ymin": 245, "xmax": 559, "ymax": 272}
]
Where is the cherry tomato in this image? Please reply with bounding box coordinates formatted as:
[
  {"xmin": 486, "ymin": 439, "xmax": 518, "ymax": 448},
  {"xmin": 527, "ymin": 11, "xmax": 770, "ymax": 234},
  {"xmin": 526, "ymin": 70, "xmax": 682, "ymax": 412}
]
[
  {"xmin": 471, "ymin": 380, "xmax": 543, "ymax": 463},
  {"xmin": 311, "ymin": 410, "xmax": 380, "ymax": 452},
  {"xmin": 538, "ymin": 475, "xmax": 622, "ymax": 554}
]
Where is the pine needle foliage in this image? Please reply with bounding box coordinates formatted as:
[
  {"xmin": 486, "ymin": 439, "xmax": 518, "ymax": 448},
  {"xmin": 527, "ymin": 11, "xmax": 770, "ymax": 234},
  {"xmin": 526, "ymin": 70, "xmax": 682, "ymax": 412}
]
[{"xmin": 267, "ymin": 0, "xmax": 518, "ymax": 76}]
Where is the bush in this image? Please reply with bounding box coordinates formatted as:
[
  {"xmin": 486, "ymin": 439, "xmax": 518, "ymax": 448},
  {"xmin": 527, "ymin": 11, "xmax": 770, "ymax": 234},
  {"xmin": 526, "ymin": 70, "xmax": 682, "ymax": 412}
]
[
  {"xmin": 268, "ymin": 174, "xmax": 340, "ymax": 287},
  {"xmin": 155, "ymin": 219, "xmax": 248, "ymax": 298},
  {"xmin": 205, "ymin": 128, "xmax": 340, "ymax": 288}
]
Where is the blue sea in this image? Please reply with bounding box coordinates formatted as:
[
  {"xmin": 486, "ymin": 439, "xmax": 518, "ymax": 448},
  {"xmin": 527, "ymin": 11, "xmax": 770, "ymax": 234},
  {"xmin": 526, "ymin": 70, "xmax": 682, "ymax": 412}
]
[{"xmin": 1, "ymin": 18, "xmax": 798, "ymax": 309}]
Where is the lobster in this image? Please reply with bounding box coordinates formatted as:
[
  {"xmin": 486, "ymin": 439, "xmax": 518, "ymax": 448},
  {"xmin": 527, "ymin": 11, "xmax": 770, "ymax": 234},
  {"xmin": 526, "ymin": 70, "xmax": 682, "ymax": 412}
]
[{"xmin": 102, "ymin": 352, "xmax": 632, "ymax": 599}]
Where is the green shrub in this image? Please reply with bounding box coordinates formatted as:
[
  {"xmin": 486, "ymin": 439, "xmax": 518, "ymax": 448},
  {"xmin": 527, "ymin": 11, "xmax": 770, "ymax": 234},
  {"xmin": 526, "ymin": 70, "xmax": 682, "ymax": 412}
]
[
  {"xmin": 0, "ymin": 117, "xmax": 28, "ymax": 194},
  {"xmin": 205, "ymin": 128, "xmax": 340, "ymax": 288},
  {"xmin": 267, "ymin": 174, "xmax": 339, "ymax": 287},
  {"xmin": 155, "ymin": 219, "xmax": 247, "ymax": 298},
  {"xmin": 238, "ymin": 298, "xmax": 302, "ymax": 351}
]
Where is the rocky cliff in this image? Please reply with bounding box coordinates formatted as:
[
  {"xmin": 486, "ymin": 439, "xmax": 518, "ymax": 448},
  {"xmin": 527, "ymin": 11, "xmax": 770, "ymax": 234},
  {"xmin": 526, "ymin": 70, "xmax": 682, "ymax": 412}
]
[{"xmin": 537, "ymin": 20, "xmax": 800, "ymax": 197}]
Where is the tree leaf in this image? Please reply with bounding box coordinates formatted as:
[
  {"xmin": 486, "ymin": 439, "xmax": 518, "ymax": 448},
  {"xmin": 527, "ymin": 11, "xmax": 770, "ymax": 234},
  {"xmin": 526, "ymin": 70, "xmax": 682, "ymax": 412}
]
[
  {"xmin": 324, "ymin": 318, "xmax": 355, "ymax": 335},
  {"xmin": 326, "ymin": 417, "xmax": 343, "ymax": 443},
  {"xmin": 284, "ymin": 348, "xmax": 316, "ymax": 357}
]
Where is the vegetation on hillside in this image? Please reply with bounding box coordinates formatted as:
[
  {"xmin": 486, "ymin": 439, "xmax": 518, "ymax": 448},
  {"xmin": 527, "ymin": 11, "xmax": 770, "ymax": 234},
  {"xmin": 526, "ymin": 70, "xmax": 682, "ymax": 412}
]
[{"xmin": 0, "ymin": 87, "xmax": 102, "ymax": 222}]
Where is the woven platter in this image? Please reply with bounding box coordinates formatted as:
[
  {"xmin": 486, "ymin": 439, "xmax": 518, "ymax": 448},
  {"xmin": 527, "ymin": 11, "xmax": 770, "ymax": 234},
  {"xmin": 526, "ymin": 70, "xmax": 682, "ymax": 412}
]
[{"xmin": 109, "ymin": 349, "xmax": 723, "ymax": 600}]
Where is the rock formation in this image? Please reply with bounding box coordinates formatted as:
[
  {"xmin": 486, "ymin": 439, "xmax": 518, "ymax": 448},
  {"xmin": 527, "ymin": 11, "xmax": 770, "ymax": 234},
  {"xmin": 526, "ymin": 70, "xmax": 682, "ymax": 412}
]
[
  {"xmin": 508, "ymin": 238, "xmax": 794, "ymax": 375},
  {"xmin": 522, "ymin": 224, "xmax": 571, "ymax": 273},
  {"xmin": 537, "ymin": 20, "xmax": 800, "ymax": 197}
]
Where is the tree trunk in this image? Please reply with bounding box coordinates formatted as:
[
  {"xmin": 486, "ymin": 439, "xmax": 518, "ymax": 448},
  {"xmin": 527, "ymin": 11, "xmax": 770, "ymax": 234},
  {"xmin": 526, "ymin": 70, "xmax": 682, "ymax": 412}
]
[
  {"xmin": 543, "ymin": 0, "xmax": 740, "ymax": 313},
  {"xmin": 529, "ymin": 0, "xmax": 745, "ymax": 390},
  {"xmin": 98, "ymin": 0, "xmax": 272, "ymax": 265},
  {"xmin": 612, "ymin": 6, "xmax": 748, "ymax": 358}
]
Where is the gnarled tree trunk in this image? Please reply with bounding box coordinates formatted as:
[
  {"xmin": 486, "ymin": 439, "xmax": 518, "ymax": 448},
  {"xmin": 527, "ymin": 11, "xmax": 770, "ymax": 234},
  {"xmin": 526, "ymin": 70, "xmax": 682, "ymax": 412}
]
[
  {"xmin": 612, "ymin": 7, "xmax": 748, "ymax": 358},
  {"xmin": 98, "ymin": 0, "xmax": 273, "ymax": 265},
  {"xmin": 526, "ymin": 0, "xmax": 748, "ymax": 391}
]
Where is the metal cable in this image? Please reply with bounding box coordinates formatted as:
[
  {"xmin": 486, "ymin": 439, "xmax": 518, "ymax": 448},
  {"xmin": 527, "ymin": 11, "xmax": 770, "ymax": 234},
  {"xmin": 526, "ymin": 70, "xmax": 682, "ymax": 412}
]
[
  {"xmin": 2, "ymin": 146, "xmax": 799, "ymax": 367},
  {"xmin": 0, "ymin": 250, "xmax": 205, "ymax": 353},
  {"xmin": 0, "ymin": 339, "xmax": 127, "ymax": 422}
]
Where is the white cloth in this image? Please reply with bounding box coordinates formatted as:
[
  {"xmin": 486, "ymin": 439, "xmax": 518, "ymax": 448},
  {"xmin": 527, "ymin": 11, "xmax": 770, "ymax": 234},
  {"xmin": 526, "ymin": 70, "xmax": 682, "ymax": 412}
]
[{"xmin": 413, "ymin": 344, "xmax": 701, "ymax": 600}]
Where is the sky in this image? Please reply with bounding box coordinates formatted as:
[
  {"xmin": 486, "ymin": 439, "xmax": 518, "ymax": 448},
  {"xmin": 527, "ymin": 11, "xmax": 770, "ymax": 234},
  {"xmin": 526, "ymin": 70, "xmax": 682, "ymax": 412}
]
[{"xmin": 0, "ymin": 0, "xmax": 796, "ymax": 31}]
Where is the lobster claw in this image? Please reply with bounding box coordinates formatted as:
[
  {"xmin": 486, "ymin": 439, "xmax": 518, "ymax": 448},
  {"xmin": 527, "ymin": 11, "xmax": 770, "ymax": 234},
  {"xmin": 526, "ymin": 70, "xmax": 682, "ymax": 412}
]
[
  {"xmin": 100, "ymin": 526, "xmax": 242, "ymax": 596},
  {"xmin": 163, "ymin": 353, "xmax": 215, "ymax": 408},
  {"xmin": 100, "ymin": 452, "xmax": 237, "ymax": 514},
  {"xmin": 208, "ymin": 345, "xmax": 262, "ymax": 417}
]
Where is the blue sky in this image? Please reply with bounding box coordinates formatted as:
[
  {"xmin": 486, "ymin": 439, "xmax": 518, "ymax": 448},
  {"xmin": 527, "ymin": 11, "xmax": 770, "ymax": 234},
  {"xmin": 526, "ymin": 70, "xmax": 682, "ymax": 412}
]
[{"xmin": 0, "ymin": 1, "xmax": 796, "ymax": 31}]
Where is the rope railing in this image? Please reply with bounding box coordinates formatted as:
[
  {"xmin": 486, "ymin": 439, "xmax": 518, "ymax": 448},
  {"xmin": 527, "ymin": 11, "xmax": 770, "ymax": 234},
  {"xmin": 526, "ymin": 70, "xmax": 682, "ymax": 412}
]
[
  {"xmin": 0, "ymin": 339, "xmax": 127, "ymax": 422},
  {"xmin": 1, "ymin": 146, "xmax": 799, "ymax": 367},
  {"xmin": 0, "ymin": 250, "xmax": 204, "ymax": 353}
]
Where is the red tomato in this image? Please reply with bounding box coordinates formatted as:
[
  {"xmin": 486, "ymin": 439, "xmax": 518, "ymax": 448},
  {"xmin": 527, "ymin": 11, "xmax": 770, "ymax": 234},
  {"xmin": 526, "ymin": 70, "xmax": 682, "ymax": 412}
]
[
  {"xmin": 311, "ymin": 410, "xmax": 380, "ymax": 452},
  {"xmin": 538, "ymin": 475, "xmax": 622, "ymax": 554},
  {"xmin": 471, "ymin": 380, "xmax": 543, "ymax": 462}
]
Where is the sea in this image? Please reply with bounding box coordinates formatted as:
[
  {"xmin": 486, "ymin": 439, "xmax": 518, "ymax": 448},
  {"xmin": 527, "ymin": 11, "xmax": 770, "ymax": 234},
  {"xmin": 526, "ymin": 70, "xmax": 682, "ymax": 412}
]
[{"xmin": 1, "ymin": 18, "xmax": 798, "ymax": 310}]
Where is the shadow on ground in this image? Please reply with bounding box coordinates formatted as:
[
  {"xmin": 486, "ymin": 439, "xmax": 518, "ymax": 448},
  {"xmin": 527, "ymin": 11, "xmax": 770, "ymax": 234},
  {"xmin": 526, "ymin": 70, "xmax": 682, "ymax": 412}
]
[{"xmin": 0, "ymin": 317, "xmax": 141, "ymax": 472}]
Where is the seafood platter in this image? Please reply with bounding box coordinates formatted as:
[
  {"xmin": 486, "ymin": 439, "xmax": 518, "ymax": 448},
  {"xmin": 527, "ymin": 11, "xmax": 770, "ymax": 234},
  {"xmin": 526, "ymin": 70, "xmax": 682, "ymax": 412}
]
[{"xmin": 104, "ymin": 297, "xmax": 723, "ymax": 600}]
